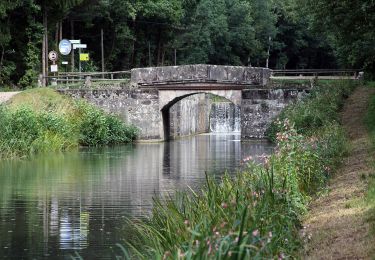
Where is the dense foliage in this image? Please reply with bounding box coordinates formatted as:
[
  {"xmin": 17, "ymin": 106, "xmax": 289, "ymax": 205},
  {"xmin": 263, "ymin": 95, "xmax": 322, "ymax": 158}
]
[
  {"xmin": 0, "ymin": 88, "xmax": 138, "ymax": 158},
  {"xmin": 266, "ymin": 80, "xmax": 358, "ymax": 141},
  {"xmin": 305, "ymin": 0, "xmax": 375, "ymax": 77},
  {"xmin": 122, "ymin": 81, "xmax": 354, "ymax": 258},
  {"xmin": 2, "ymin": 0, "xmax": 372, "ymax": 87}
]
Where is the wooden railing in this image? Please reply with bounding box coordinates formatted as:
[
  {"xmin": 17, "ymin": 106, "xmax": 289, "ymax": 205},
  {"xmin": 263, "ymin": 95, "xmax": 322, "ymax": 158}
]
[
  {"xmin": 271, "ymin": 69, "xmax": 363, "ymax": 79},
  {"xmin": 43, "ymin": 68, "xmax": 364, "ymax": 88},
  {"xmin": 45, "ymin": 70, "xmax": 131, "ymax": 87}
]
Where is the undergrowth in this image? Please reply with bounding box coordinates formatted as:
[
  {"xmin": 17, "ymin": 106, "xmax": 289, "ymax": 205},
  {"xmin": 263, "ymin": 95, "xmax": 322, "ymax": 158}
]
[
  {"xmin": 120, "ymin": 81, "xmax": 355, "ymax": 258},
  {"xmin": 0, "ymin": 88, "xmax": 138, "ymax": 159},
  {"xmin": 266, "ymin": 80, "xmax": 357, "ymax": 141}
]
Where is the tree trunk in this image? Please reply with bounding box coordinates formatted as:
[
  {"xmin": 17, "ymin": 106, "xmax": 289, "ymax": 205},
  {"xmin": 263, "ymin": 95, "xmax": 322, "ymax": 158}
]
[
  {"xmin": 156, "ymin": 28, "xmax": 162, "ymax": 66},
  {"xmin": 130, "ymin": 18, "xmax": 137, "ymax": 68},
  {"xmin": 0, "ymin": 44, "xmax": 4, "ymax": 70},
  {"xmin": 266, "ymin": 36, "xmax": 271, "ymax": 68},
  {"xmin": 161, "ymin": 47, "xmax": 165, "ymax": 66},
  {"xmin": 45, "ymin": 17, "xmax": 48, "ymax": 83},
  {"xmin": 101, "ymin": 28, "xmax": 105, "ymax": 77},
  {"xmin": 55, "ymin": 23, "xmax": 59, "ymax": 50},
  {"xmin": 59, "ymin": 21, "xmax": 62, "ymax": 41},
  {"xmin": 42, "ymin": 5, "xmax": 47, "ymax": 87}
]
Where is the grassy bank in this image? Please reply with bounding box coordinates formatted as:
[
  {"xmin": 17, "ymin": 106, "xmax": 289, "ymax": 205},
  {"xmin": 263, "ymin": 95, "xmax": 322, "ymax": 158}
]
[
  {"xmin": 122, "ymin": 81, "xmax": 356, "ymax": 258},
  {"xmin": 0, "ymin": 88, "xmax": 138, "ymax": 159},
  {"xmin": 365, "ymin": 85, "xmax": 375, "ymax": 250}
]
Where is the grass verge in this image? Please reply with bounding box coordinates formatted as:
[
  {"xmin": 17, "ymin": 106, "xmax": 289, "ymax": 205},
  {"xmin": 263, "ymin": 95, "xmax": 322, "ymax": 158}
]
[
  {"xmin": 0, "ymin": 88, "xmax": 138, "ymax": 159},
  {"xmin": 121, "ymin": 80, "xmax": 356, "ymax": 258},
  {"xmin": 364, "ymin": 86, "xmax": 375, "ymax": 253}
]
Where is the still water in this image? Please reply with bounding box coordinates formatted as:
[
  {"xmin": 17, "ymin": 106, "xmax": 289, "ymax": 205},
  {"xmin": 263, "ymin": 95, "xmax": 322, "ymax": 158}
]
[{"xmin": 0, "ymin": 133, "xmax": 273, "ymax": 259}]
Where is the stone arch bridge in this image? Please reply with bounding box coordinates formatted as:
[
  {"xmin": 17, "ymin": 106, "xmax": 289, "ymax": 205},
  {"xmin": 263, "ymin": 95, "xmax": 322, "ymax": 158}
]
[{"xmin": 59, "ymin": 65, "xmax": 309, "ymax": 141}]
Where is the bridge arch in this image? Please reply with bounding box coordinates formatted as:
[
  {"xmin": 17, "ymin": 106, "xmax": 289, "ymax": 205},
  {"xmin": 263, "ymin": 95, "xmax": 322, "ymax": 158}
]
[{"xmin": 159, "ymin": 90, "xmax": 242, "ymax": 140}]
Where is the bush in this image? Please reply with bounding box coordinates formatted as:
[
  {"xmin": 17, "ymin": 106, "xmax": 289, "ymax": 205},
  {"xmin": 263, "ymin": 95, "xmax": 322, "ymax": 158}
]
[
  {"xmin": 0, "ymin": 106, "xmax": 74, "ymax": 158},
  {"xmin": 266, "ymin": 80, "xmax": 357, "ymax": 141},
  {"xmin": 72, "ymin": 101, "xmax": 138, "ymax": 146},
  {"xmin": 0, "ymin": 99, "xmax": 138, "ymax": 158}
]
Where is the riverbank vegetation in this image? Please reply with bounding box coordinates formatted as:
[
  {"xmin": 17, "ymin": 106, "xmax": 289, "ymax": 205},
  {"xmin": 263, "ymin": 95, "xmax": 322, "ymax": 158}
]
[
  {"xmin": 122, "ymin": 80, "xmax": 356, "ymax": 258},
  {"xmin": 0, "ymin": 88, "xmax": 137, "ymax": 159}
]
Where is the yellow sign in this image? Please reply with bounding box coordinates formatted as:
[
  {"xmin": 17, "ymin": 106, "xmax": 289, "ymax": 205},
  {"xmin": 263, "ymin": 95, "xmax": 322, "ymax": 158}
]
[{"xmin": 80, "ymin": 53, "xmax": 89, "ymax": 61}]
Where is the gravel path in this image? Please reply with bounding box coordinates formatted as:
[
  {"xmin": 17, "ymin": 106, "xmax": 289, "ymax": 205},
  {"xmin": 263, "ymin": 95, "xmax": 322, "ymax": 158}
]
[{"xmin": 0, "ymin": 92, "xmax": 20, "ymax": 104}]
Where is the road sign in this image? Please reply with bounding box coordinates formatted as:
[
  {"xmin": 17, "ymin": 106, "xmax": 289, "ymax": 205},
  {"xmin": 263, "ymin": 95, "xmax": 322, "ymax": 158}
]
[
  {"xmin": 80, "ymin": 53, "xmax": 89, "ymax": 61},
  {"xmin": 48, "ymin": 51, "xmax": 58, "ymax": 61},
  {"xmin": 50, "ymin": 64, "xmax": 58, "ymax": 72},
  {"xmin": 73, "ymin": 44, "xmax": 87, "ymax": 49},
  {"xmin": 69, "ymin": 39, "xmax": 81, "ymax": 44},
  {"xmin": 59, "ymin": 39, "xmax": 72, "ymax": 55}
]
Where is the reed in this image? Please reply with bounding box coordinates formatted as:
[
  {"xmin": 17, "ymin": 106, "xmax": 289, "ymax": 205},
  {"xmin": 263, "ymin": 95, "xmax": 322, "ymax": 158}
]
[{"xmin": 123, "ymin": 81, "xmax": 355, "ymax": 259}]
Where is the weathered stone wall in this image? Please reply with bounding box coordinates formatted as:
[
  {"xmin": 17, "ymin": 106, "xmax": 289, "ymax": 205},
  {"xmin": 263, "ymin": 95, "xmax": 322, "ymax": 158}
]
[
  {"xmin": 131, "ymin": 65, "xmax": 271, "ymax": 86},
  {"xmin": 58, "ymin": 89, "xmax": 162, "ymax": 140},
  {"xmin": 57, "ymin": 82, "xmax": 311, "ymax": 141},
  {"xmin": 169, "ymin": 94, "xmax": 211, "ymax": 139},
  {"xmin": 241, "ymin": 89, "xmax": 308, "ymax": 139}
]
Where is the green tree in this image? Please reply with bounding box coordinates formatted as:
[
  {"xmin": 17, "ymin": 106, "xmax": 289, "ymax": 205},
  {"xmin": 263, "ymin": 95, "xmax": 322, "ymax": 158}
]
[
  {"xmin": 305, "ymin": 0, "xmax": 375, "ymax": 73},
  {"xmin": 0, "ymin": 0, "xmax": 21, "ymax": 85}
]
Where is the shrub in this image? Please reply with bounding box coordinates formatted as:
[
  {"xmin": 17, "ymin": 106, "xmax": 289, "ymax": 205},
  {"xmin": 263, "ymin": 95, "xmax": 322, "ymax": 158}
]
[
  {"xmin": 0, "ymin": 98, "xmax": 138, "ymax": 158},
  {"xmin": 266, "ymin": 80, "xmax": 357, "ymax": 141},
  {"xmin": 72, "ymin": 101, "xmax": 138, "ymax": 146}
]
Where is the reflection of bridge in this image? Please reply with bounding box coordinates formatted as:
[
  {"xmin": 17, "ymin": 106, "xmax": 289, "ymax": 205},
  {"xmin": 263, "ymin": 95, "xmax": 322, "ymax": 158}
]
[{"xmin": 59, "ymin": 65, "xmax": 313, "ymax": 140}]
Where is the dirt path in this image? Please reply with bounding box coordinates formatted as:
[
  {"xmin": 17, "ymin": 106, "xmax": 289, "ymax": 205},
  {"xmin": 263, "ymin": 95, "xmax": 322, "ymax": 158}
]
[
  {"xmin": 302, "ymin": 87, "xmax": 375, "ymax": 259},
  {"xmin": 0, "ymin": 92, "xmax": 20, "ymax": 104}
]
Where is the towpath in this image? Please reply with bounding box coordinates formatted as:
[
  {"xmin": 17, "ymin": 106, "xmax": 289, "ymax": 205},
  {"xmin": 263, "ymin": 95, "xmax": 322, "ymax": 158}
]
[
  {"xmin": 0, "ymin": 92, "xmax": 20, "ymax": 104},
  {"xmin": 302, "ymin": 86, "xmax": 375, "ymax": 259}
]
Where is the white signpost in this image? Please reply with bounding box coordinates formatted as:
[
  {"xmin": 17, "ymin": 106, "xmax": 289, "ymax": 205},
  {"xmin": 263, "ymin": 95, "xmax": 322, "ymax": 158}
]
[
  {"xmin": 69, "ymin": 39, "xmax": 81, "ymax": 44},
  {"xmin": 71, "ymin": 43, "xmax": 88, "ymax": 75},
  {"xmin": 48, "ymin": 50, "xmax": 59, "ymax": 79},
  {"xmin": 73, "ymin": 44, "xmax": 87, "ymax": 49}
]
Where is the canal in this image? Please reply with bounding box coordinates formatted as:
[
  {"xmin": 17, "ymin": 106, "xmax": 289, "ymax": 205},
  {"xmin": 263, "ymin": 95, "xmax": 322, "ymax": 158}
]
[{"xmin": 0, "ymin": 133, "xmax": 273, "ymax": 259}]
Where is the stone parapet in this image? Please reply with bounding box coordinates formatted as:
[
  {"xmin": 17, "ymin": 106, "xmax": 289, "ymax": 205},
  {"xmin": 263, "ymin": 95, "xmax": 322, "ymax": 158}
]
[{"xmin": 131, "ymin": 65, "xmax": 271, "ymax": 86}]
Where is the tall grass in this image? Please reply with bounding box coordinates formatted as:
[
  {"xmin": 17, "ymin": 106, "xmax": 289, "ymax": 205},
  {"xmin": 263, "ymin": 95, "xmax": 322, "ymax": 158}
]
[
  {"xmin": 0, "ymin": 88, "xmax": 138, "ymax": 159},
  {"xmin": 266, "ymin": 80, "xmax": 357, "ymax": 141},
  {"xmin": 123, "ymin": 81, "xmax": 355, "ymax": 258}
]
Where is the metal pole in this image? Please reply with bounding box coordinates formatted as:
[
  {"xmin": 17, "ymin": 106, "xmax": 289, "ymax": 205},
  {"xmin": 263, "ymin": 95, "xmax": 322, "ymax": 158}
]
[
  {"xmin": 266, "ymin": 36, "xmax": 271, "ymax": 68},
  {"xmin": 174, "ymin": 48, "xmax": 176, "ymax": 66},
  {"xmin": 79, "ymin": 48, "xmax": 81, "ymax": 79},
  {"xmin": 101, "ymin": 28, "xmax": 105, "ymax": 78},
  {"xmin": 70, "ymin": 20, "xmax": 74, "ymax": 72},
  {"xmin": 148, "ymin": 42, "xmax": 151, "ymax": 67}
]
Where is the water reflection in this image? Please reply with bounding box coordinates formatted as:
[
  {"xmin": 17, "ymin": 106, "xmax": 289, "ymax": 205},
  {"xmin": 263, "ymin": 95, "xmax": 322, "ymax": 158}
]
[{"xmin": 0, "ymin": 133, "xmax": 273, "ymax": 258}]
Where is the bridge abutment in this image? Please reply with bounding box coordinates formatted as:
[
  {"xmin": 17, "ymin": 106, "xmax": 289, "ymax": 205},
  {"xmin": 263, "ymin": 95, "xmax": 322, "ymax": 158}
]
[
  {"xmin": 241, "ymin": 88, "xmax": 308, "ymax": 139},
  {"xmin": 58, "ymin": 65, "xmax": 310, "ymax": 141}
]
